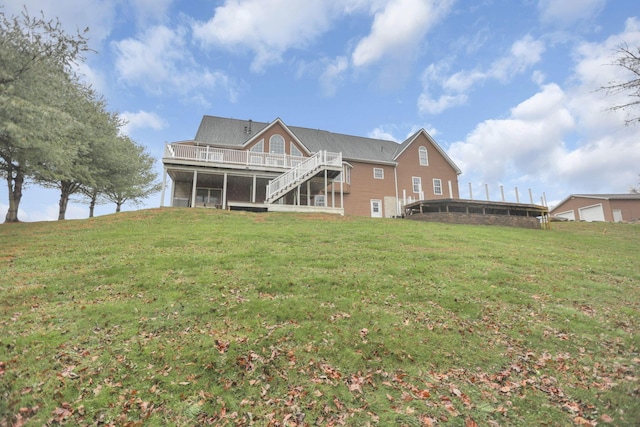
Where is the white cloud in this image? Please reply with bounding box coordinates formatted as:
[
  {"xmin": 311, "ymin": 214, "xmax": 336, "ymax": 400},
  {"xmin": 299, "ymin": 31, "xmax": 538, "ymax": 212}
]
[
  {"xmin": 112, "ymin": 25, "xmax": 238, "ymax": 102},
  {"xmin": 368, "ymin": 127, "xmax": 399, "ymax": 142},
  {"xmin": 351, "ymin": 0, "xmax": 454, "ymax": 68},
  {"xmin": 537, "ymin": 0, "xmax": 606, "ymax": 29},
  {"xmin": 120, "ymin": 111, "xmax": 167, "ymax": 135},
  {"xmin": 2, "ymin": 0, "xmax": 118, "ymax": 46},
  {"xmin": 419, "ymin": 35, "xmax": 545, "ymax": 114},
  {"xmin": 192, "ymin": 0, "xmax": 339, "ymax": 72},
  {"xmin": 320, "ymin": 56, "xmax": 349, "ymax": 96},
  {"xmin": 449, "ymin": 19, "xmax": 640, "ymax": 198}
]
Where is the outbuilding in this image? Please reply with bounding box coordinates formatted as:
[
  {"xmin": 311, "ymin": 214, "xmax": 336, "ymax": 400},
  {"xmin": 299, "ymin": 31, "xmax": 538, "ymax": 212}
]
[{"xmin": 550, "ymin": 194, "xmax": 640, "ymax": 222}]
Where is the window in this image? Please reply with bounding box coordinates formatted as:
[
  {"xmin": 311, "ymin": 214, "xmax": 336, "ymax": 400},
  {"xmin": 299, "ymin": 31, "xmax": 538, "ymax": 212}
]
[
  {"xmin": 250, "ymin": 140, "xmax": 264, "ymax": 152},
  {"xmin": 419, "ymin": 146, "xmax": 428, "ymax": 166},
  {"xmin": 249, "ymin": 139, "xmax": 264, "ymax": 164},
  {"xmin": 335, "ymin": 165, "xmax": 351, "ymax": 184},
  {"xmin": 433, "ymin": 178, "xmax": 442, "ymax": 195},
  {"xmin": 373, "ymin": 168, "xmax": 384, "ymax": 179},
  {"xmin": 269, "ymin": 134, "xmax": 285, "ymax": 154},
  {"xmin": 314, "ymin": 195, "xmax": 325, "ymax": 207},
  {"xmin": 412, "ymin": 177, "xmax": 422, "ymax": 193},
  {"xmin": 290, "ymin": 143, "xmax": 303, "ymax": 157}
]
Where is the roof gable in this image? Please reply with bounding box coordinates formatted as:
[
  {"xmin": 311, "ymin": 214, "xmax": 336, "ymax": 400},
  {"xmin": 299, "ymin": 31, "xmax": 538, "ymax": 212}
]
[
  {"xmin": 189, "ymin": 115, "xmax": 459, "ymax": 169},
  {"xmin": 394, "ymin": 129, "xmax": 461, "ymax": 174}
]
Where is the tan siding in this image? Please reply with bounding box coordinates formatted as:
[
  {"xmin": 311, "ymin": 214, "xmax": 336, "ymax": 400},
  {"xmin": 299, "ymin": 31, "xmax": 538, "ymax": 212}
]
[
  {"xmin": 344, "ymin": 161, "xmax": 397, "ymax": 217},
  {"xmin": 609, "ymin": 199, "xmax": 640, "ymax": 221},
  {"xmin": 395, "ymin": 134, "xmax": 460, "ymax": 201},
  {"xmin": 248, "ymin": 123, "xmax": 307, "ymax": 156},
  {"xmin": 552, "ymin": 197, "xmax": 640, "ymax": 222}
]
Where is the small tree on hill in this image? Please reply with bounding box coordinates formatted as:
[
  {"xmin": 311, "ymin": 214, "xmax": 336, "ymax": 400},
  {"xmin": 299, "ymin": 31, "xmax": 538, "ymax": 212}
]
[{"xmin": 0, "ymin": 9, "xmax": 88, "ymax": 222}]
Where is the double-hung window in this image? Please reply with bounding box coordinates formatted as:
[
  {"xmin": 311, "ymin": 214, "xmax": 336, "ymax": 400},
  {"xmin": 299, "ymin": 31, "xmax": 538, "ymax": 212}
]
[
  {"xmin": 433, "ymin": 178, "xmax": 442, "ymax": 195},
  {"xmin": 412, "ymin": 177, "xmax": 422, "ymax": 193}
]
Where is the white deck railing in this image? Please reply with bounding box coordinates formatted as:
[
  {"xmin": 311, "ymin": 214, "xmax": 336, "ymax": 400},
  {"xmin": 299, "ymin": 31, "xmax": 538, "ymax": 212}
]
[
  {"xmin": 266, "ymin": 150, "xmax": 342, "ymax": 202},
  {"xmin": 164, "ymin": 143, "xmax": 307, "ymax": 169}
]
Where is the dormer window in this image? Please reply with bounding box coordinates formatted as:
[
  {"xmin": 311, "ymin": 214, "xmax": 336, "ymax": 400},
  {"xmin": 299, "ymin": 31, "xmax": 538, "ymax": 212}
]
[{"xmin": 419, "ymin": 146, "xmax": 428, "ymax": 166}]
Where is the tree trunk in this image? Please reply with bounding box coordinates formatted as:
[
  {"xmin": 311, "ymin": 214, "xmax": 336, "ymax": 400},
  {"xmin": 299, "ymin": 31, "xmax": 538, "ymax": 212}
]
[
  {"xmin": 58, "ymin": 181, "xmax": 72, "ymax": 220},
  {"xmin": 115, "ymin": 200, "xmax": 123, "ymax": 213},
  {"xmin": 4, "ymin": 168, "xmax": 24, "ymax": 223},
  {"xmin": 89, "ymin": 189, "xmax": 97, "ymax": 218}
]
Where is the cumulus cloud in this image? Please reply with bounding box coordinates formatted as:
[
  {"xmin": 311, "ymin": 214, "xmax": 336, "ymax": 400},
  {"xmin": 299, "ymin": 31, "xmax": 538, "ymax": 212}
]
[
  {"xmin": 320, "ymin": 56, "xmax": 349, "ymax": 97},
  {"xmin": 351, "ymin": 0, "xmax": 454, "ymax": 68},
  {"xmin": 112, "ymin": 25, "xmax": 239, "ymax": 102},
  {"xmin": 120, "ymin": 111, "xmax": 167, "ymax": 135},
  {"xmin": 537, "ymin": 0, "xmax": 606, "ymax": 29},
  {"xmin": 192, "ymin": 0, "xmax": 340, "ymax": 72},
  {"xmin": 449, "ymin": 19, "xmax": 640, "ymax": 198},
  {"xmin": 419, "ymin": 35, "xmax": 545, "ymax": 114}
]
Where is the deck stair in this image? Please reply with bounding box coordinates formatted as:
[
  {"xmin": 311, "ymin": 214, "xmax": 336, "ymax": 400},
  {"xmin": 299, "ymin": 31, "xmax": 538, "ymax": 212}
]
[{"xmin": 265, "ymin": 151, "xmax": 342, "ymax": 204}]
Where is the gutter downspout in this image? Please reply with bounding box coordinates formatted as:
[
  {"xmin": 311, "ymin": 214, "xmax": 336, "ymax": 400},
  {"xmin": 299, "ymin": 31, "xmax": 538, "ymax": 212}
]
[{"xmin": 394, "ymin": 165, "xmax": 399, "ymax": 217}]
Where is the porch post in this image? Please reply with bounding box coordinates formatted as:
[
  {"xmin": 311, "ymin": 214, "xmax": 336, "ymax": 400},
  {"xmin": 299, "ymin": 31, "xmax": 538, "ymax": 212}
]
[
  {"xmin": 252, "ymin": 175, "xmax": 257, "ymax": 203},
  {"xmin": 340, "ymin": 175, "xmax": 344, "ymax": 212},
  {"xmin": 191, "ymin": 170, "xmax": 198, "ymax": 208},
  {"xmin": 222, "ymin": 172, "xmax": 228, "ymax": 209},
  {"xmin": 307, "ymin": 181, "xmax": 311, "ymax": 206},
  {"xmin": 160, "ymin": 166, "xmax": 167, "ymax": 207},
  {"xmin": 324, "ymin": 170, "xmax": 328, "ymax": 204},
  {"xmin": 297, "ymin": 185, "xmax": 301, "ymax": 206},
  {"xmin": 331, "ymin": 180, "xmax": 335, "ymax": 208}
]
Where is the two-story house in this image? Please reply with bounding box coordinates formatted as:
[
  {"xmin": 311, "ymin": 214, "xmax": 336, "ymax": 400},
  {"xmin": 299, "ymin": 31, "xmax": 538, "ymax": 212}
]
[{"xmin": 160, "ymin": 115, "xmax": 461, "ymax": 217}]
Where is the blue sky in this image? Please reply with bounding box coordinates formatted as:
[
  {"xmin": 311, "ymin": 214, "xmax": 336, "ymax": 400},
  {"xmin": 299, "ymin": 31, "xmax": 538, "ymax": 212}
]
[{"xmin": 2, "ymin": 0, "xmax": 639, "ymax": 221}]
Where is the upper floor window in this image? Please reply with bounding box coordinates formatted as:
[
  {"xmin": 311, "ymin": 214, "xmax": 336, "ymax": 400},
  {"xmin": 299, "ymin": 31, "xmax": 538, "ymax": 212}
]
[
  {"xmin": 419, "ymin": 146, "xmax": 428, "ymax": 166},
  {"xmin": 433, "ymin": 178, "xmax": 442, "ymax": 195},
  {"xmin": 290, "ymin": 143, "xmax": 303, "ymax": 157},
  {"xmin": 373, "ymin": 168, "xmax": 384, "ymax": 179},
  {"xmin": 269, "ymin": 134, "xmax": 285, "ymax": 154},
  {"xmin": 249, "ymin": 139, "xmax": 264, "ymax": 152}
]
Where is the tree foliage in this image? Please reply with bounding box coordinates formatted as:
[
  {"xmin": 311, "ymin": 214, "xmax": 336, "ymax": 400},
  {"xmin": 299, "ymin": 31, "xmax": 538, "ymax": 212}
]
[
  {"xmin": 0, "ymin": 9, "xmax": 88, "ymax": 222},
  {"xmin": 1, "ymin": 9, "xmax": 160, "ymax": 222},
  {"xmin": 603, "ymin": 44, "xmax": 640, "ymax": 125}
]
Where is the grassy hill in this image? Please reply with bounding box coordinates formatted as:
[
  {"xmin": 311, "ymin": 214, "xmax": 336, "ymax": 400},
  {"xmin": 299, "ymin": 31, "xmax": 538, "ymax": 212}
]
[{"xmin": 1, "ymin": 208, "xmax": 638, "ymax": 426}]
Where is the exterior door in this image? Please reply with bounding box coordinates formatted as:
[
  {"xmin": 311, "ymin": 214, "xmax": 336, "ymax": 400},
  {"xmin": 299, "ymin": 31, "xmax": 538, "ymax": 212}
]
[
  {"xmin": 613, "ymin": 209, "xmax": 623, "ymax": 222},
  {"xmin": 370, "ymin": 199, "xmax": 382, "ymax": 218}
]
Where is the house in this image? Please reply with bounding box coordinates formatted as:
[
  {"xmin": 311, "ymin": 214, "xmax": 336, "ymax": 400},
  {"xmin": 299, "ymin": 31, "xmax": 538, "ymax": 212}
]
[
  {"xmin": 550, "ymin": 194, "xmax": 640, "ymax": 222},
  {"xmin": 160, "ymin": 115, "xmax": 461, "ymax": 217}
]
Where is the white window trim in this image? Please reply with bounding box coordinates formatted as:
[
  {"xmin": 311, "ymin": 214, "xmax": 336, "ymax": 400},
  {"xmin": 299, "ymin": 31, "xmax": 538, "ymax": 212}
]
[
  {"xmin": 373, "ymin": 167, "xmax": 384, "ymax": 179},
  {"xmin": 250, "ymin": 139, "xmax": 264, "ymax": 152},
  {"xmin": 290, "ymin": 142, "xmax": 303, "ymax": 157},
  {"xmin": 269, "ymin": 134, "xmax": 285, "ymax": 154},
  {"xmin": 412, "ymin": 177, "xmax": 422, "ymax": 193},
  {"xmin": 419, "ymin": 146, "xmax": 428, "ymax": 166},
  {"xmin": 433, "ymin": 178, "xmax": 442, "ymax": 195}
]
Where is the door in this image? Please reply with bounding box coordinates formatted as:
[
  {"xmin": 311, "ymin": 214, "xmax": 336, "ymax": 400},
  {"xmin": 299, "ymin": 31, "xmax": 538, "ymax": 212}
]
[
  {"xmin": 613, "ymin": 209, "xmax": 623, "ymax": 222},
  {"xmin": 370, "ymin": 199, "xmax": 382, "ymax": 218}
]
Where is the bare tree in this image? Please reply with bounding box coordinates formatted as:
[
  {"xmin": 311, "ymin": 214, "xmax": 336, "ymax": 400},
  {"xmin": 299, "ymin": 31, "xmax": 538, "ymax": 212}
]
[{"xmin": 602, "ymin": 44, "xmax": 640, "ymax": 125}]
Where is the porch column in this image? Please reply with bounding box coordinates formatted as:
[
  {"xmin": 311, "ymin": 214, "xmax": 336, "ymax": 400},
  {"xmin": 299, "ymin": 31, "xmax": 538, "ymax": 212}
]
[
  {"xmin": 307, "ymin": 181, "xmax": 311, "ymax": 206},
  {"xmin": 297, "ymin": 185, "xmax": 301, "ymax": 205},
  {"xmin": 191, "ymin": 170, "xmax": 198, "ymax": 208},
  {"xmin": 324, "ymin": 170, "xmax": 328, "ymax": 204},
  {"xmin": 252, "ymin": 175, "xmax": 257, "ymax": 203},
  {"xmin": 160, "ymin": 166, "xmax": 167, "ymax": 207},
  {"xmin": 331, "ymin": 181, "xmax": 335, "ymax": 208},
  {"xmin": 222, "ymin": 172, "xmax": 228, "ymax": 209},
  {"xmin": 340, "ymin": 176, "xmax": 344, "ymax": 212}
]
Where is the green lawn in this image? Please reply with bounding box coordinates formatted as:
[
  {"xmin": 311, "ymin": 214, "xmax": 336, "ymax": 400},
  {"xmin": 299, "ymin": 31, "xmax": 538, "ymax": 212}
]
[{"xmin": 1, "ymin": 208, "xmax": 638, "ymax": 426}]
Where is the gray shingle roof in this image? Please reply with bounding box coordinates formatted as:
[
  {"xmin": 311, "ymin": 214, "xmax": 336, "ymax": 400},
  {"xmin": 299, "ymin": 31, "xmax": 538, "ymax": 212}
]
[
  {"xmin": 192, "ymin": 115, "xmax": 455, "ymax": 167},
  {"xmin": 572, "ymin": 194, "xmax": 640, "ymax": 200}
]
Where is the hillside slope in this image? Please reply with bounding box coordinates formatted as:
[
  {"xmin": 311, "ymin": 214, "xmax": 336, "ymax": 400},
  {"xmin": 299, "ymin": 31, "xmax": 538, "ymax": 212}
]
[{"xmin": 1, "ymin": 208, "xmax": 638, "ymax": 426}]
